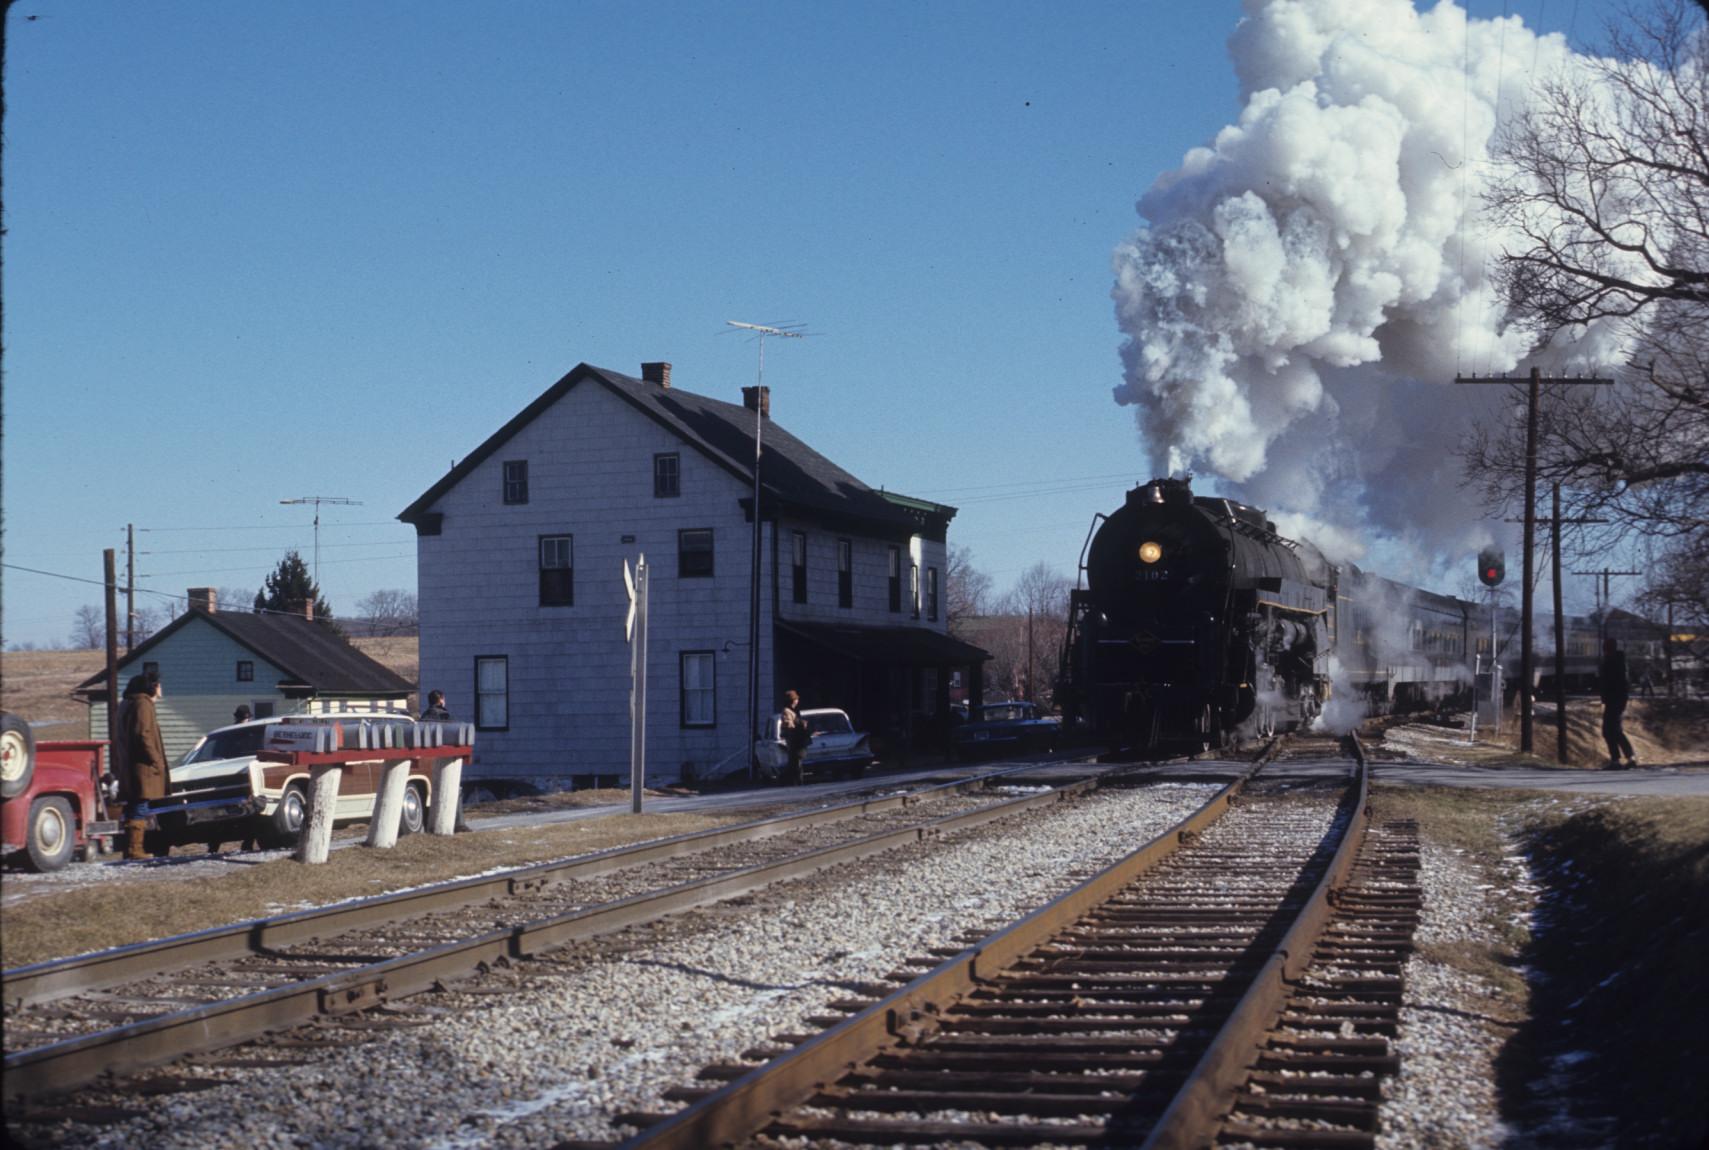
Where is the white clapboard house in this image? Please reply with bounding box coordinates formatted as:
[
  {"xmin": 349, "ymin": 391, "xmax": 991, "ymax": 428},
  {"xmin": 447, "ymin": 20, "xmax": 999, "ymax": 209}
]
[{"xmin": 398, "ymin": 362, "xmax": 990, "ymax": 788}]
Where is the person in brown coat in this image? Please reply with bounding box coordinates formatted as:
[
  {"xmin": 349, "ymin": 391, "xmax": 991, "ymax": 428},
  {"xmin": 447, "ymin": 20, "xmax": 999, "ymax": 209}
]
[
  {"xmin": 117, "ymin": 674, "xmax": 169, "ymax": 859},
  {"xmin": 779, "ymin": 689, "xmax": 810, "ymax": 786}
]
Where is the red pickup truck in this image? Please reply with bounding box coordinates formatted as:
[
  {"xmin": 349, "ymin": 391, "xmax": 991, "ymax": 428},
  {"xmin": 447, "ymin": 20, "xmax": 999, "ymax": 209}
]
[{"xmin": 1, "ymin": 713, "xmax": 120, "ymax": 871}]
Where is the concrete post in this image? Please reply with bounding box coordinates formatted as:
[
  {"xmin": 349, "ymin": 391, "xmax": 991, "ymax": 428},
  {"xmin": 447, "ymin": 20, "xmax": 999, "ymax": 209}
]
[
  {"xmin": 297, "ymin": 764, "xmax": 343, "ymax": 864},
  {"xmin": 428, "ymin": 757, "xmax": 463, "ymax": 835},
  {"xmin": 366, "ymin": 760, "xmax": 413, "ymax": 849}
]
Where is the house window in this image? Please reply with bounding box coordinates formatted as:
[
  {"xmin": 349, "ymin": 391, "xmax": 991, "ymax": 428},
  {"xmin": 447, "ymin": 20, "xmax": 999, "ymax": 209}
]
[
  {"xmin": 926, "ymin": 566, "xmax": 939, "ymax": 621},
  {"xmin": 680, "ymin": 651, "xmax": 715, "ymax": 727},
  {"xmin": 502, "ymin": 460, "xmax": 529, "ymax": 505},
  {"xmin": 910, "ymin": 562, "xmax": 920, "ymax": 618},
  {"xmin": 475, "ymin": 656, "xmax": 508, "ymax": 730},
  {"xmin": 837, "ymin": 539, "xmax": 853, "ymax": 609},
  {"xmin": 539, "ymin": 534, "xmax": 573, "ymax": 606},
  {"xmin": 143, "ymin": 661, "xmax": 159, "ymax": 681},
  {"xmin": 888, "ymin": 547, "xmax": 901, "ymax": 613},
  {"xmin": 792, "ymin": 531, "xmax": 808, "ymax": 604},
  {"xmin": 679, "ymin": 529, "xmax": 714, "ymax": 577},
  {"xmin": 653, "ymin": 453, "xmax": 680, "ymax": 498},
  {"xmin": 236, "ymin": 660, "xmax": 254, "ymax": 682}
]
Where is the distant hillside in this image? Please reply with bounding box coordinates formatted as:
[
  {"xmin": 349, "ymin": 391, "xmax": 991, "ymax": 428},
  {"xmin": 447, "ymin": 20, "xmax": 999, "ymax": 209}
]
[{"xmin": 0, "ymin": 638, "xmax": 420, "ymax": 740}]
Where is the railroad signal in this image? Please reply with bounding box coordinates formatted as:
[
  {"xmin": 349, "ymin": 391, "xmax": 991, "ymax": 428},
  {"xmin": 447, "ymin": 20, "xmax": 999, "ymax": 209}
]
[{"xmin": 1478, "ymin": 548, "xmax": 1506, "ymax": 587}]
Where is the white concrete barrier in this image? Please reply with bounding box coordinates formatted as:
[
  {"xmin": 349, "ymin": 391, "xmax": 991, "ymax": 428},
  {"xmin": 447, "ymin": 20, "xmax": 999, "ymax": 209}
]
[
  {"xmin": 297, "ymin": 764, "xmax": 343, "ymax": 864},
  {"xmin": 366, "ymin": 760, "xmax": 413, "ymax": 849},
  {"xmin": 429, "ymin": 757, "xmax": 463, "ymax": 835}
]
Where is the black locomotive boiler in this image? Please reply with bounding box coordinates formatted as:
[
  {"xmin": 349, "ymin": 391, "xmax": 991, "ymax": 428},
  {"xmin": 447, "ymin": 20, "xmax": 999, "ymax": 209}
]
[{"xmin": 1059, "ymin": 476, "xmax": 1335, "ymax": 752}]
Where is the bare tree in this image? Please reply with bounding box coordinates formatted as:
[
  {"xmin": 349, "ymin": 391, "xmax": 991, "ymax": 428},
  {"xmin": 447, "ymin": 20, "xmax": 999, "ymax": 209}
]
[
  {"xmin": 1468, "ymin": 1, "xmax": 1709, "ymax": 552},
  {"xmin": 944, "ymin": 545, "xmax": 993, "ymax": 639},
  {"xmin": 981, "ymin": 562, "xmax": 1074, "ymax": 707},
  {"xmin": 356, "ymin": 589, "xmax": 419, "ymax": 636},
  {"xmin": 69, "ymin": 604, "xmax": 104, "ymax": 650}
]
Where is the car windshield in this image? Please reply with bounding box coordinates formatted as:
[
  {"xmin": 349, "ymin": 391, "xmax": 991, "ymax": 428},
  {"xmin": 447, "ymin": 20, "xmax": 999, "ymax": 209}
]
[
  {"xmin": 182, "ymin": 724, "xmax": 270, "ymax": 765},
  {"xmin": 983, "ymin": 704, "xmax": 1031, "ymax": 722},
  {"xmin": 805, "ymin": 712, "xmax": 852, "ymax": 736}
]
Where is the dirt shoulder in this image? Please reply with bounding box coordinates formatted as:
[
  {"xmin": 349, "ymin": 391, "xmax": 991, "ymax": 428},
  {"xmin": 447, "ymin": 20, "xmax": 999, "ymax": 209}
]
[{"xmin": 1373, "ymin": 783, "xmax": 1709, "ymax": 1147}]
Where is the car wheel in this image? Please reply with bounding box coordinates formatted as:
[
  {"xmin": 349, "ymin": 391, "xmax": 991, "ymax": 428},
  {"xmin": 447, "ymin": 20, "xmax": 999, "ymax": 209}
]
[
  {"xmin": 400, "ymin": 782, "xmax": 426, "ymax": 835},
  {"xmin": 1, "ymin": 713, "xmax": 36, "ymax": 800},
  {"xmin": 270, "ymin": 783, "xmax": 308, "ymax": 843},
  {"xmin": 26, "ymin": 796, "xmax": 75, "ymax": 872}
]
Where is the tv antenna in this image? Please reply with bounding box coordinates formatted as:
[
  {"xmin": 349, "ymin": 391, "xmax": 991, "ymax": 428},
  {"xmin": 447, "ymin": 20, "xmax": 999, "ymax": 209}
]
[
  {"xmin": 726, "ymin": 321, "xmax": 811, "ymax": 781},
  {"xmin": 279, "ymin": 495, "xmax": 363, "ymax": 587}
]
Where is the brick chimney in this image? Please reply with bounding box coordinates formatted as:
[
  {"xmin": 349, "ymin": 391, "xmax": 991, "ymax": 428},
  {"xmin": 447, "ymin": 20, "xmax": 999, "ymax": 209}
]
[
  {"xmin": 187, "ymin": 587, "xmax": 217, "ymax": 614},
  {"xmin": 285, "ymin": 598, "xmax": 315, "ymax": 621},
  {"xmin": 742, "ymin": 385, "xmax": 770, "ymax": 419},
  {"xmin": 641, "ymin": 362, "xmax": 671, "ymax": 389}
]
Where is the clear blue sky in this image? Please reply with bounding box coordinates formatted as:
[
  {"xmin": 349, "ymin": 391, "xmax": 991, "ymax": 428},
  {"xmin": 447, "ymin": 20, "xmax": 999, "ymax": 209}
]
[{"xmin": 2, "ymin": 0, "xmax": 1622, "ymax": 649}]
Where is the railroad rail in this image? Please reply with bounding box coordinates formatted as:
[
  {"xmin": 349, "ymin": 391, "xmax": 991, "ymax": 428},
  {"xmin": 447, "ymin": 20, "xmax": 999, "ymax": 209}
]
[
  {"xmin": 2, "ymin": 763, "xmax": 1119, "ymax": 1105},
  {"xmin": 598, "ymin": 735, "xmax": 1395, "ymax": 1149}
]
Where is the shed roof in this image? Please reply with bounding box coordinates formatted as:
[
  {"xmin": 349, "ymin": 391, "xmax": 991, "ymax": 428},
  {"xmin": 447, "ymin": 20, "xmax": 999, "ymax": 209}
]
[
  {"xmin": 76, "ymin": 609, "xmax": 415, "ymax": 698},
  {"xmin": 397, "ymin": 363, "xmax": 956, "ymax": 539}
]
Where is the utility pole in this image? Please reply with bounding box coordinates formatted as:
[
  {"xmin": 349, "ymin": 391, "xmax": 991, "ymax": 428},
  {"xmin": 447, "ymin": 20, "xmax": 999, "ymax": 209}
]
[
  {"xmin": 1511, "ymin": 491, "xmax": 1606, "ymax": 763},
  {"xmin": 279, "ymin": 496, "xmax": 363, "ymax": 588},
  {"xmin": 727, "ymin": 321, "xmax": 807, "ymax": 781},
  {"xmin": 125, "ymin": 525, "xmax": 136, "ymax": 653},
  {"xmin": 1574, "ymin": 567, "xmax": 1643, "ymax": 639},
  {"xmin": 1457, "ymin": 365, "xmax": 1612, "ymax": 752},
  {"xmin": 103, "ymin": 549, "xmax": 119, "ymax": 823}
]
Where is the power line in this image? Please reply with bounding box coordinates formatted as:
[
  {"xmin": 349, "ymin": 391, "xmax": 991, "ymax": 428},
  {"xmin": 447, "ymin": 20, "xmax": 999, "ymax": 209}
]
[{"xmin": 137, "ymin": 520, "xmax": 399, "ymax": 533}]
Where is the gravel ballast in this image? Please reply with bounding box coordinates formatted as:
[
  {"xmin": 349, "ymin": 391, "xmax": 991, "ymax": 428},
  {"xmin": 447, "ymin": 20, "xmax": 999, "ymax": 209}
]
[{"xmin": 41, "ymin": 782, "xmax": 1220, "ymax": 1149}]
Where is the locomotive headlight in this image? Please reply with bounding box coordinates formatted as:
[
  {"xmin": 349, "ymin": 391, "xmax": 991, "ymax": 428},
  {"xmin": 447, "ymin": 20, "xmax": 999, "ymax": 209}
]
[{"xmin": 1138, "ymin": 541, "xmax": 1163, "ymax": 565}]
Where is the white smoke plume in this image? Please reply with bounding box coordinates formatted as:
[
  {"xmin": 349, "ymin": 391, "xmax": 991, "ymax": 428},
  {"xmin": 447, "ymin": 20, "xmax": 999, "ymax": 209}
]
[{"xmin": 1112, "ymin": 0, "xmax": 1623, "ymax": 577}]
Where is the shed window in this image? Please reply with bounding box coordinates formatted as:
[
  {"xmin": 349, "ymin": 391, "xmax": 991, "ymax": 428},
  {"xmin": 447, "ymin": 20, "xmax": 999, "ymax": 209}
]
[
  {"xmin": 837, "ymin": 539, "xmax": 853, "ymax": 609},
  {"xmin": 502, "ymin": 460, "xmax": 529, "ymax": 505},
  {"xmin": 679, "ymin": 529, "xmax": 714, "ymax": 578},
  {"xmin": 475, "ymin": 656, "xmax": 508, "ymax": 730},
  {"xmin": 236, "ymin": 660, "xmax": 254, "ymax": 682},
  {"xmin": 653, "ymin": 453, "xmax": 680, "ymax": 498},
  {"xmin": 539, "ymin": 535, "xmax": 573, "ymax": 606}
]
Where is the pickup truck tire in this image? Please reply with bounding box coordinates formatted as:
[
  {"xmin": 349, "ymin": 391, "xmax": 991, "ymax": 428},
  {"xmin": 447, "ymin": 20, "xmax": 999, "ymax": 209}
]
[
  {"xmin": 1, "ymin": 712, "xmax": 36, "ymax": 800},
  {"xmin": 268, "ymin": 783, "xmax": 308, "ymax": 845},
  {"xmin": 26, "ymin": 796, "xmax": 75, "ymax": 872},
  {"xmin": 399, "ymin": 782, "xmax": 426, "ymax": 835}
]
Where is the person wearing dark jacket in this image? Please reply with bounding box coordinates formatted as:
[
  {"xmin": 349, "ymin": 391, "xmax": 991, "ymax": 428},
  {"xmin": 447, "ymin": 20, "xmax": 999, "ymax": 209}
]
[
  {"xmin": 1599, "ymin": 639, "xmax": 1638, "ymax": 769},
  {"xmin": 117, "ymin": 674, "xmax": 170, "ymax": 859},
  {"xmin": 779, "ymin": 690, "xmax": 810, "ymax": 786}
]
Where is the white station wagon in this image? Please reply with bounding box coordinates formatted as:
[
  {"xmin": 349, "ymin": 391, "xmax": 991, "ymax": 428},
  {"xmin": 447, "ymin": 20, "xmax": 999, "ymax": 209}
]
[{"xmin": 754, "ymin": 708, "xmax": 873, "ymax": 780}]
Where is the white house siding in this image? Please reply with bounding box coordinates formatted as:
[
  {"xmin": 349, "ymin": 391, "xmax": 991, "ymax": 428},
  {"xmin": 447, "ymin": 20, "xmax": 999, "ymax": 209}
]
[
  {"xmin": 417, "ymin": 381, "xmax": 775, "ymax": 786},
  {"xmin": 85, "ymin": 621, "xmax": 295, "ymax": 765},
  {"xmin": 775, "ymin": 521, "xmax": 947, "ymax": 634}
]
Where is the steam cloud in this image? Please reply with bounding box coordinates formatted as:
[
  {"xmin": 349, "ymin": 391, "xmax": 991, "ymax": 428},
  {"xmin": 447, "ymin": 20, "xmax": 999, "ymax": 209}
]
[{"xmin": 1112, "ymin": 0, "xmax": 1620, "ymax": 577}]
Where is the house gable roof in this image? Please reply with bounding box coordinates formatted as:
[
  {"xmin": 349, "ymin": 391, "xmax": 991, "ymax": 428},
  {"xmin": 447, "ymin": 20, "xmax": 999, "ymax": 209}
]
[
  {"xmin": 397, "ymin": 363, "xmax": 956, "ymax": 539},
  {"xmin": 76, "ymin": 609, "xmax": 415, "ymax": 697}
]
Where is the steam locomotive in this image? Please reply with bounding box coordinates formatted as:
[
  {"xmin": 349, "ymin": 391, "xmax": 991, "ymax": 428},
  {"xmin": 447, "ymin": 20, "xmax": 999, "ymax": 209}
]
[{"xmin": 1056, "ymin": 477, "xmax": 1635, "ymax": 754}]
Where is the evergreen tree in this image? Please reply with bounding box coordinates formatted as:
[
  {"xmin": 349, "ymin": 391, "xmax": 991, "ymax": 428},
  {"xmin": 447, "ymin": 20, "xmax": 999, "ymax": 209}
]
[{"xmin": 254, "ymin": 551, "xmax": 335, "ymax": 622}]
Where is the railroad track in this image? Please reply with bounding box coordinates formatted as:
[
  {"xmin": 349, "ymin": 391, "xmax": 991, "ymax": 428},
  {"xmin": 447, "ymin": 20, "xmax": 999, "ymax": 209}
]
[
  {"xmin": 589, "ymin": 734, "xmax": 1417, "ymax": 1149},
  {"xmin": 3, "ymin": 763, "xmax": 1115, "ymax": 1109}
]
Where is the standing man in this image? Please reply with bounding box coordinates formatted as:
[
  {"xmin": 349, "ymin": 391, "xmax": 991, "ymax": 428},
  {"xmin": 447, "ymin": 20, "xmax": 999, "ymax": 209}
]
[
  {"xmin": 117, "ymin": 674, "xmax": 170, "ymax": 859},
  {"xmin": 419, "ymin": 689, "xmax": 468, "ymax": 830},
  {"xmin": 1599, "ymin": 639, "xmax": 1638, "ymax": 769},
  {"xmin": 780, "ymin": 689, "xmax": 810, "ymax": 786}
]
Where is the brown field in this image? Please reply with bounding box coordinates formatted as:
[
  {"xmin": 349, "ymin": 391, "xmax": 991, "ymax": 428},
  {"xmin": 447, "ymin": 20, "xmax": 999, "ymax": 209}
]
[{"xmin": 0, "ymin": 638, "xmax": 421, "ymax": 739}]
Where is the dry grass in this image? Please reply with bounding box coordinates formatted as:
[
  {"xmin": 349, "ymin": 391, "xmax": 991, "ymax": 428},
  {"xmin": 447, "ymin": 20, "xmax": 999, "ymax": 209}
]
[
  {"xmin": 0, "ymin": 649, "xmax": 106, "ymax": 739},
  {"xmin": 1365, "ymin": 696, "xmax": 1709, "ymax": 770},
  {"xmin": 0, "ymin": 808, "xmax": 737, "ymax": 968}
]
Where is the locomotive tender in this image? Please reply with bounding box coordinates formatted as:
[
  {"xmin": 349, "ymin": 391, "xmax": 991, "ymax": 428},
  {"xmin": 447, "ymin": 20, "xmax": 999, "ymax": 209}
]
[{"xmin": 1058, "ymin": 477, "xmax": 1612, "ymax": 753}]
